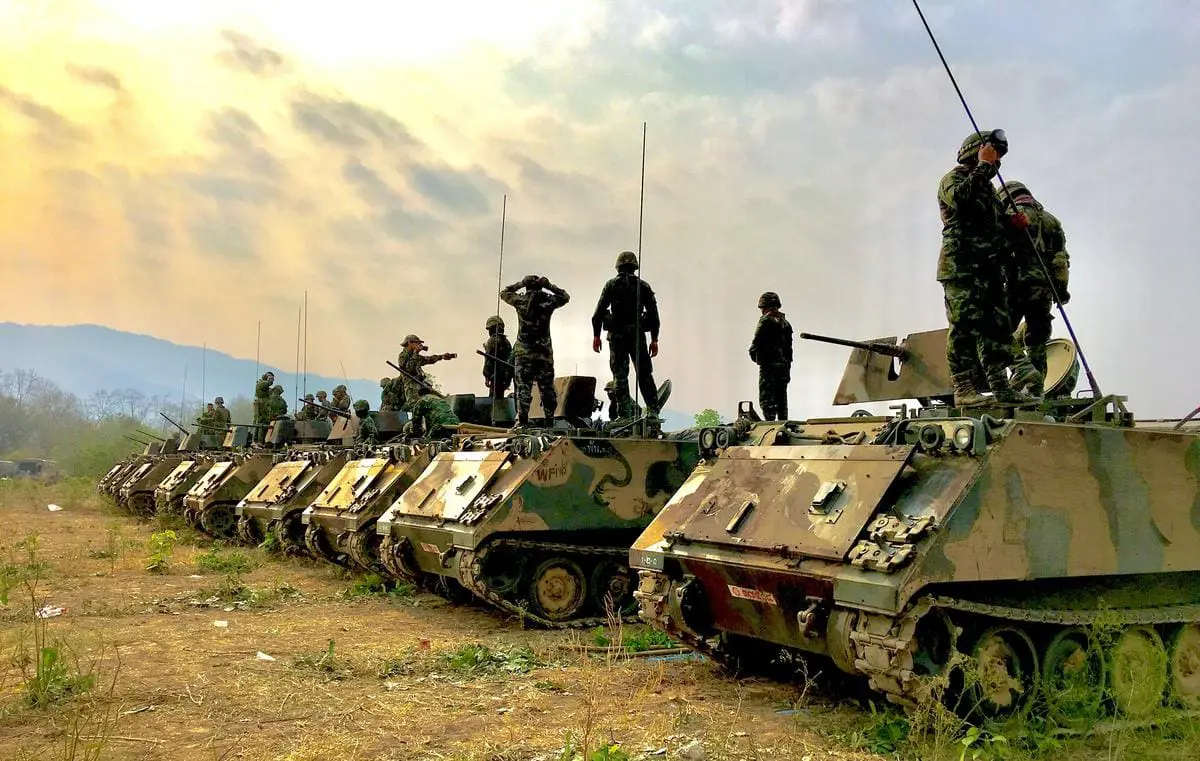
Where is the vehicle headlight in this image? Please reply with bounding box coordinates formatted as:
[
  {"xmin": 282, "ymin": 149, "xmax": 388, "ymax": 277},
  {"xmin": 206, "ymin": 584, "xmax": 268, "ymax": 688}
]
[{"xmin": 952, "ymin": 424, "xmax": 974, "ymax": 450}]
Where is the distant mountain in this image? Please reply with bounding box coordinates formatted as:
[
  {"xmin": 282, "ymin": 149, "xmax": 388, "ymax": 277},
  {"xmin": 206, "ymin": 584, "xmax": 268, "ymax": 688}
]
[{"xmin": 0, "ymin": 322, "xmax": 695, "ymax": 430}]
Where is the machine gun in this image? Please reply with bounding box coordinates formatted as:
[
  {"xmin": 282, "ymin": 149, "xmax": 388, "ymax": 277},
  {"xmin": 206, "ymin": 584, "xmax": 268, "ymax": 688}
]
[
  {"xmin": 386, "ymin": 360, "xmax": 446, "ymax": 398},
  {"xmin": 158, "ymin": 412, "xmax": 191, "ymax": 434},
  {"xmin": 475, "ymin": 349, "xmax": 515, "ymax": 369},
  {"xmin": 298, "ymin": 397, "xmax": 350, "ymax": 419},
  {"xmin": 798, "ymin": 332, "xmax": 910, "ymax": 360},
  {"xmin": 136, "ymin": 429, "xmax": 167, "ymax": 442}
]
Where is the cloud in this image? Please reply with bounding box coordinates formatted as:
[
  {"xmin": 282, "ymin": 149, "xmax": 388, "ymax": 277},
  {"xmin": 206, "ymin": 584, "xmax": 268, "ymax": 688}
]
[
  {"xmin": 406, "ymin": 162, "xmax": 496, "ymax": 215},
  {"xmin": 217, "ymin": 30, "xmax": 289, "ymax": 77},
  {"xmin": 290, "ymin": 91, "xmax": 419, "ymax": 150},
  {"xmin": 0, "ymin": 86, "xmax": 89, "ymax": 146},
  {"xmin": 66, "ymin": 64, "xmax": 123, "ymax": 93}
]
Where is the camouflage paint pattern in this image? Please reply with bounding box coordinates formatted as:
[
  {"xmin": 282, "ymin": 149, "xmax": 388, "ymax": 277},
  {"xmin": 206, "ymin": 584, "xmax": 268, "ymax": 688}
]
[
  {"xmin": 182, "ymin": 453, "xmax": 277, "ymax": 536},
  {"xmin": 116, "ymin": 454, "xmax": 185, "ymax": 514},
  {"xmin": 154, "ymin": 457, "xmax": 215, "ymax": 513}
]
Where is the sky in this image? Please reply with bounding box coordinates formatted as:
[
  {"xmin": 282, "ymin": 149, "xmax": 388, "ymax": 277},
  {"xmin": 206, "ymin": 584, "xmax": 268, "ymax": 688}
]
[{"xmin": 1, "ymin": 0, "xmax": 1197, "ymax": 419}]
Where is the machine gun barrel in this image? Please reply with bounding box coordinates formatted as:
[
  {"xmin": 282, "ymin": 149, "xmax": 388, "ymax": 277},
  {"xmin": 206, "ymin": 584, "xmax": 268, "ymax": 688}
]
[
  {"xmin": 298, "ymin": 398, "xmax": 350, "ymax": 418},
  {"xmin": 475, "ymin": 349, "xmax": 515, "ymax": 369},
  {"xmin": 386, "ymin": 361, "xmax": 446, "ymax": 398},
  {"xmin": 158, "ymin": 412, "xmax": 190, "ymax": 434},
  {"xmin": 123, "ymin": 434, "xmax": 153, "ymax": 445},
  {"xmin": 798, "ymin": 332, "xmax": 909, "ymax": 359},
  {"xmin": 135, "ymin": 429, "xmax": 167, "ymax": 442}
]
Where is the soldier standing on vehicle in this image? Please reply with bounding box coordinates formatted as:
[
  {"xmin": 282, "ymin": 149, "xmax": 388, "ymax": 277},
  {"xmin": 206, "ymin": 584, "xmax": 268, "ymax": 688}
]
[
  {"xmin": 253, "ymin": 371, "xmax": 275, "ymax": 441},
  {"xmin": 195, "ymin": 403, "xmax": 219, "ymax": 435},
  {"xmin": 396, "ymin": 335, "xmax": 455, "ymax": 409},
  {"xmin": 937, "ymin": 129, "xmax": 1032, "ymax": 406},
  {"xmin": 591, "ymin": 250, "xmax": 661, "ymax": 418},
  {"xmin": 482, "ymin": 316, "xmax": 513, "ymax": 401},
  {"xmin": 330, "ymin": 385, "xmax": 350, "ymax": 413},
  {"xmin": 296, "ymin": 393, "xmax": 315, "ymax": 421},
  {"xmin": 268, "ymin": 385, "xmax": 288, "ymax": 418},
  {"xmin": 352, "ymin": 399, "xmax": 378, "ymax": 445},
  {"xmin": 379, "ymin": 377, "xmax": 404, "ymax": 411},
  {"xmin": 213, "ymin": 397, "xmax": 231, "ymax": 427},
  {"xmin": 501, "ymin": 274, "xmax": 570, "ymax": 427},
  {"xmin": 748, "ymin": 292, "xmax": 793, "ymax": 421},
  {"xmin": 996, "ymin": 180, "xmax": 1070, "ymax": 398}
]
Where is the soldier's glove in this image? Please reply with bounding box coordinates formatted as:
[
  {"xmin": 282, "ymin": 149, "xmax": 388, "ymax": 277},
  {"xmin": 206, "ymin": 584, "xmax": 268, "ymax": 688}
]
[
  {"xmin": 592, "ymin": 337, "xmax": 602, "ymax": 353},
  {"xmin": 442, "ymin": 352, "xmax": 456, "ymax": 360},
  {"xmin": 537, "ymin": 276, "xmax": 550, "ymax": 290},
  {"xmin": 522, "ymin": 274, "xmax": 541, "ymax": 289},
  {"xmin": 649, "ymin": 340, "xmax": 659, "ymax": 358},
  {"xmin": 1010, "ymin": 212, "xmax": 1030, "ymax": 229}
]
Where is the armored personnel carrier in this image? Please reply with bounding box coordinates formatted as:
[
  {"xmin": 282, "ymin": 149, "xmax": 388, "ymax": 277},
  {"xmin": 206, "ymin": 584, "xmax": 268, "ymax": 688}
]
[
  {"xmin": 234, "ymin": 408, "xmax": 402, "ymax": 552},
  {"xmin": 154, "ymin": 425, "xmax": 245, "ymax": 515},
  {"xmin": 119, "ymin": 423, "xmax": 228, "ymax": 517},
  {"xmin": 376, "ymin": 376, "xmax": 700, "ymax": 627},
  {"xmin": 632, "ymin": 328, "xmax": 1200, "ymax": 722},
  {"xmin": 108, "ymin": 435, "xmax": 184, "ymax": 512}
]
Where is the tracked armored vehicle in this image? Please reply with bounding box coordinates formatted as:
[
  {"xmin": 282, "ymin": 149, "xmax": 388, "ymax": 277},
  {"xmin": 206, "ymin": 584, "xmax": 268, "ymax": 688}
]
[
  {"xmin": 107, "ymin": 436, "xmax": 182, "ymax": 510},
  {"xmin": 154, "ymin": 426, "xmax": 243, "ymax": 515},
  {"xmin": 376, "ymin": 376, "xmax": 700, "ymax": 627},
  {"xmin": 119, "ymin": 427, "xmax": 226, "ymax": 517},
  {"xmin": 632, "ymin": 328, "xmax": 1200, "ymax": 723},
  {"xmin": 234, "ymin": 410, "xmax": 397, "ymax": 553}
]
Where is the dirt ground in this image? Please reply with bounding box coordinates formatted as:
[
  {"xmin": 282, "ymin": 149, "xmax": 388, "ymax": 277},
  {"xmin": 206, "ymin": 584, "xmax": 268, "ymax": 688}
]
[
  {"xmin": 0, "ymin": 480, "xmax": 886, "ymax": 761},
  {"xmin": 2, "ymin": 479, "xmax": 1197, "ymax": 761}
]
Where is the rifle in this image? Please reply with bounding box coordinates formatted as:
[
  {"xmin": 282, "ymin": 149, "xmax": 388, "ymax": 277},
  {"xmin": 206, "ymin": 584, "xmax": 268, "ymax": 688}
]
[
  {"xmin": 299, "ymin": 397, "xmax": 351, "ymax": 419},
  {"xmin": 158, "ymin": 412, "xmax": 190, "ymax": 434},
  {"xmin": 475, "ymin": 349, "xmax": 515, "ymax": 369},
  {"xmin": 386, "ymin": 360, "xmax": 446, "ymax": 398}
]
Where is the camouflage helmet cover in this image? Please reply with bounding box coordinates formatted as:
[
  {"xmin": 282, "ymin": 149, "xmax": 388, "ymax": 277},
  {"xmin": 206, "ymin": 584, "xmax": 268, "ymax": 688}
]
[
  {"xmin": 271, "ymin": 384, "xmax": 283, "ymax": 393},
  {"xmin": 317, "ymin": 390, "xmax": 328, "ymax": 398},
  {"xmin": 403, "ymin": 333, "xmax": 422, "ymax": 345},
  {"xmin": 380, "ymin": 377, "xmax": 389, "ymax": 386},
  {"xmin": 304, "ymin": 393, "xmax": 314, "ymax": 400},
  {"xmin": 333, "ymin": 384, "xmax": 346, "ymax": 393},
  {"xmin": 214, "ymin": 396, "xmax": 224, "ymax": 404},
  {"xmin": 352, "ymin": 399, "xmax": 370, "ymax": 412},
  {"xmin": 957, "ymin": 128, "xmax": 1007, "ymax": 164},
  {"xmin": 615, "ymin": 250, "xmax": 639, "ymax": 270},
  {"xmin": 757, "ymin": 291, "xmax": 781, "ymax": 309},
  {"xmin": 485, "ymin": 315, "xmax": 504, "ymax": 330}
]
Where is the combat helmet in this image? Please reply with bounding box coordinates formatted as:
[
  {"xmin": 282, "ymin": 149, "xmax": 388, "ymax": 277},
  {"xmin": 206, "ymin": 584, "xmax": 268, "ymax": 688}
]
[
  {"xmin": 1000, "ymin": 180, "xmax": 1037, "ymax": 203},
  {"xmin": 304, "ymin": 393, "xmax": 314, "ymax": 400},
  {"xmin": 485, "ymin": 315, "xmax": 504, "ymax": 331},
  {"xmin": 403, "ymin": 333, "xmax": 422, "ymax": 345},
  {"xmin": 353, "ymin": 399, "xmax": 370, "ymax": 413},
  {"xmin": 380, "ymin": 377, "xmax": 390, "ymax": 387},
  {"xmin": 615, "ymin": 250, "xmax": 639, "ymax": 271},
  {"xmin": 271, "ymin": 384, "xmax": 283, "ymax": 394},
  {"xmin": 957, "ymin": 128, "xmax": 1008, "ymax": 164},
  {"xmin": 757, "ymin": 291, "xmax": 781, "ymax": 309},
  {"xmin": 333, "ymin": 384, "xmax": 347, "ymax": 394},
  {"xmin": 214, "ymin": 396, "xmax": 224, "ymax": 404}
]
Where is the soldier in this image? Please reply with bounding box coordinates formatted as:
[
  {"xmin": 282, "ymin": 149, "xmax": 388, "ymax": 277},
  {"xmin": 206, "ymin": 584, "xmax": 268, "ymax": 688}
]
[
  {"xmin": 212, "ymin": 396, "xmax": 231, "ymax": 427},
  {"xmin": 331, "ymin": 385, "xmax": 351, "ymax": 413},
  {"xmin": 937, "ymin": 129, "xmax": 1032, "ymax": 406},
  {"xmin": 379, "ymin": 377, "xmax": 404, "ymax": 411},
  {"xmin": 253, "ymin": 371, "xmax": 275, "ymax": 440},
  {"xmin": 591, "ymin": 251, "xmax": 661, "ymax": 418},
  {"xmin": 396, "ymin": 334, "xmax": 456, "ymax": 409},
  {"xmin": 482, "ymin": 316, "xmax": 513, "ymax": 401},
  {"xmin": 997, "ymin": 180, "xmax": 1070, "ymax": 397},
  {"xmin": 268, "ymin": 384, "xmax": 288, "ymax": 419},
  {"xmin": 748, "ymin": 292, "xmax": 793, "ymax": 421},
  {"xmin": 501, "ymin": 274, "xmax": 570, "ymax": 427},
  {"xmin": 411, "ymin": 389, "xmax": 461, "ymax": 438},
  {"xmin": 195, "ymin": 403, "xmax": 218, "ymax": 436},
  {"xmin": 296, "ymin": 393, "xmax": 316, "ymax": 421},
  {"xmin": 314, "ymin": 390, "xmax": 331, "ymax": 419},
  {"xmin": 352, "ymin": 399, "xmax": 378, "ymax": 446}
]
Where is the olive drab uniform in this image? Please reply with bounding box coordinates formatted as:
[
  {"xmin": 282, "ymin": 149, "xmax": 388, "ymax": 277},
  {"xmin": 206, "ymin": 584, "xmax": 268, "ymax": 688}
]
[
  {"xmin": 331, "ymin": 386, "xmax": 350, "ymax": 414},
  {"xmin": 482, "ymin": 316, "xmax": 513, "ymax": 401},
  {"xmin": 395, "ymin": 340, "xmax": 450, "ymax": 409},
  {"xmin": 195, "ymin": 406, "xmax": 219, "ymax": 436},
  {"xmin": 267, "ymin": 385, "xmax": 287, "ymax": 419},
  {"xmin": 379, "ymin": 377, "xmax": 404, "ymax": 411},
  {"xmin": 501, "ymin": 275, "xmax": 570, "ymax": 426},
  {"xmin": 314, "ymin": 392, "xmax": 331, "ymax": 420},
  {"xmin": 749, "ymin": 293, "xmax": 793, "ymax": 421},
  {"xmin": 998, "ymin": 181, "xmax": 1070, "ymax": 397},
  {"xmin": 937, "ymin": 130, "xmax": 1030, "ymax": 405},
  {"xmin": 592, "ymin": 251, "xmax": 661, "ymax": 417},
  {"xmin": 352, "ymin": 400, "xmax": 378, "ymax": 446},
  {"xmin": 212, "ymin": 398, "xmax": 231, "ymax": 428},
  {"xmin": 253, "ymin": 373, "xmax": 274, "ymax": 442},
  {"xmin": 295, "ymin": 394, "xmax": 315, "ymax": 421}
]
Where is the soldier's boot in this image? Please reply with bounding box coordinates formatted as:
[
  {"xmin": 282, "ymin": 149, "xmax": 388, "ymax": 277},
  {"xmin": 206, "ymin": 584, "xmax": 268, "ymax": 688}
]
[
  {"xmin": 952, "ymin": 372, "xmax": 989, "ymax": 407},
  {"xmin": 986, "ymin": 367, "xmax": 1036, "ymax": 405},
  {"xmin": 1009, "ymin": 358, "xmax": 1044, "ymax": 397}
]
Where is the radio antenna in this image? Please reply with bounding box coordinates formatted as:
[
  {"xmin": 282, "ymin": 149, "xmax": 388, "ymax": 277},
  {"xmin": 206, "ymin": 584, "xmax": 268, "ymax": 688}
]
[
  {"xmin": 491, "ymin": 195, "xmax": 507, "ymax": 425},
  {"xmin": 632, "ymin": 122, "xmax": 647, "ymax": 415}
]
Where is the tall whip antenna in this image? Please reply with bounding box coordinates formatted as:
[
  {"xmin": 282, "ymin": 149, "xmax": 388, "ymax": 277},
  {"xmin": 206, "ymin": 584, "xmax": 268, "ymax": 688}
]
[
  {"xmin": 178, "ymin": 362, "xmax": 188, "ymax": 432},
  {"xmin": 294, "ymin": 305, "xmax": 301, "ymax": 410},
  {"xmin": 491, "ymin": 194, "xmax": 507, "ymax": 425},
  {"xmin": 303, "ymin": 290, "xmax": 308, "ymax": 397},
  {"xmin": 632, "ymin": 122, "xmax": 648, "ymax": 416},
  {"xmin": 201, "ymin": 342, "xmax": 206, "ymax": 406},
  {"xmin": 255, "ymin": 320, "xmax": 261, "ymax": 380},
  {"xmin": 911, "ymin": 0, "xmax": 1101, "ymax": 398}
]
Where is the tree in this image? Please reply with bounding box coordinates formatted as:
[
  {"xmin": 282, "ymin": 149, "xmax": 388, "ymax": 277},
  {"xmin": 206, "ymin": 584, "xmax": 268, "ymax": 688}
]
[{"xmin": 693, "ymin": 409, "xmax": 724, "ymax": 427}]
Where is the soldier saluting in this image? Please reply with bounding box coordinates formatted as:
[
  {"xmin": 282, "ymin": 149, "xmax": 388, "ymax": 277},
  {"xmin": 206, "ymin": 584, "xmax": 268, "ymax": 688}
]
[
  {"xmin": 501, "ymin": 274, "xmax": 570, "ymax": 428},
  {"xmin": 591, "ymin": 250, "xmax": 661, "ymax": 418}
]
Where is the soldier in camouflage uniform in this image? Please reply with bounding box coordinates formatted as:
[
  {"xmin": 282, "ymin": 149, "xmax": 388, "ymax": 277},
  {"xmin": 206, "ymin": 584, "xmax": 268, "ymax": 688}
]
[
  {"xmin": 748, "ymin": 292, "xmax": 793, "ymax": 421},
  {"xmin": 295, "ymin": 393, "xmax": 315, "ymax": 421},
  {"xmin": 396, "ymin": 334, "xmax": 455, "ymax": 409},
  {"xmin": 195, "ymin": 404, "xmax": 219, "ymax": 436},
  {"xmin": 314, "ymin": 390, "xmax": 331, "ymax": 419},
  {"xmin": 482, "ymin": 316, "xmax": 513, "ymax": 401},
  {"xmin": 268, "ymin": 384, "xmax": 288, "ymax": 419},
  {"xmin": 352, "ymin": 399, "xmax": 378, "ymax": 446},
  {"xmin": 592, "ymin": 251, "xmax": 661, "ymax": 418},
  {"xmin": 937, "ymin": 129, "xmax": 1032, "ymax": 406},
  {"xmin": 379, "ymin": 377, "xmax": 405, "ymax": 411},
  {"xmin": 996, "ymin": 180, "xmax": 1070, "ymax": 397},
  {"xmin": 330, "ymin": 385, "xmax": 350, "ymax": 413},
  {"xmin": 411, "ymin": 390, "xmax": 461, "ymax": 438},
  {"xmin": 212, "ymin": 397, "xmax": 231, "ymax": 428},
  {"xmin": 253, "ymin": 371, "xmax": 275, "ymax": 442},
  {"xmin": 501, "ymin": 275, "xmax": 570, "ymax": 427}
]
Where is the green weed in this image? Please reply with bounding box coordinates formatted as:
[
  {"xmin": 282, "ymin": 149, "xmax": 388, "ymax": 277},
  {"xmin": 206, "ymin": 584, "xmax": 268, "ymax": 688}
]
[
  {"xmin": 437, "ymin": 643, "xmax": 542, "ymax": 676},
  {"xmin": 144, "ymin": 529, "xmax": 176, "ymax": 573},
  {"xmin": 339, "ymin": 572, "xmax": 415, "ymax": 602},
  {"xmin": 194, "ymin": 547, "xmax": 259, "ymax": 574}
]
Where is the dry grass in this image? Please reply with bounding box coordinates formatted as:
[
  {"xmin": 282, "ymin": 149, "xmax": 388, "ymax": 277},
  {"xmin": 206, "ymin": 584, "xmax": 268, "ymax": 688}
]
[{"xmin": 0, "ymin": 480, "xmax": 879, "ymax": 761}]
